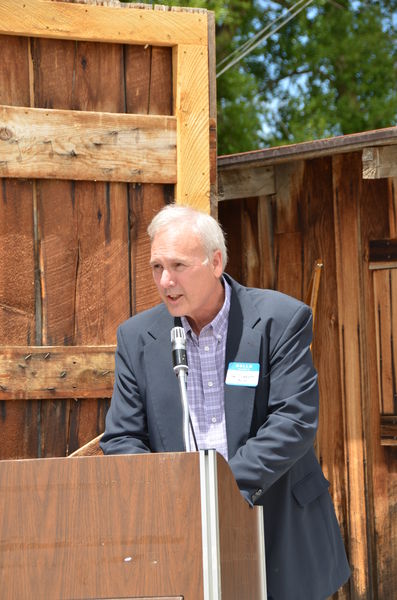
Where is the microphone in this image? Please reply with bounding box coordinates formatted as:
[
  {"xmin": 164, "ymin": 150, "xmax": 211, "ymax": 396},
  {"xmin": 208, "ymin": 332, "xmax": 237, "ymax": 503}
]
[
  {"xmin": 171, "ymin": 326, "xmax": 188, "ymax": 375},
  {"xmin": 170, "ymin": 326, "xmax": 191, "ymax": 451}
]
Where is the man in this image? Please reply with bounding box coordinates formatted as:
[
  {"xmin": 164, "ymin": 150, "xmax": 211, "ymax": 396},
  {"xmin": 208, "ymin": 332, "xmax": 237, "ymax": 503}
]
[{"xmin": 101, "ymin": 203, "xmax": 350, "ymax": 599}]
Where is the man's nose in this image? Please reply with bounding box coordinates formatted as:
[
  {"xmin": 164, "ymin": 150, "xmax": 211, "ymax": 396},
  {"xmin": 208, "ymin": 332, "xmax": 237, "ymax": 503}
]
[{"xmin": 160, "ymin": 269, "xmax": 174, "ymax": 287}]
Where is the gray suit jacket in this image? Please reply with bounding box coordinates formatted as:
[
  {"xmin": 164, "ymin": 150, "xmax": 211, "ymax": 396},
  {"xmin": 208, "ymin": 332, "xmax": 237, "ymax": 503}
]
[{"xmin": 101, "ymin": 274, "xmax": 350, "ymax": 599}]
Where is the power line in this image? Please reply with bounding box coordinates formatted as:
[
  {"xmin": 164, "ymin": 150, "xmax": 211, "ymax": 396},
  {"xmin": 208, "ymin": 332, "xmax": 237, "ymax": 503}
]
[{"xmin": 216, "ymin": 0, "xmax": 316, "ymax": 78}]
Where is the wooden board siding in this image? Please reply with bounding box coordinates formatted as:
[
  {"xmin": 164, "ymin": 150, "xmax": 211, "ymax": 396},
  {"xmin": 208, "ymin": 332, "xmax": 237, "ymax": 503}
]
[
  {"xmin": 0, "ymin": 105, "xmax": 177, "ymax": 182},
  {"xmin": 218, "ymin": 140, "xmax": 397, "ymax": 600},
  {"xmin": 0, "ymin": 0, "xmax": 215, "ymax": 458},
  {"xmin": 0, "ymin": 0, "xmax": 212, "ymax": 210}
]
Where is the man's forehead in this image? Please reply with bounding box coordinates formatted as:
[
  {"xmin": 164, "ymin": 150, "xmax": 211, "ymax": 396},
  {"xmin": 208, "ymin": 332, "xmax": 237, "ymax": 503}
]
[{"xmin": 150, "ymin": 228, "xmax": 204, "ymax": 256}]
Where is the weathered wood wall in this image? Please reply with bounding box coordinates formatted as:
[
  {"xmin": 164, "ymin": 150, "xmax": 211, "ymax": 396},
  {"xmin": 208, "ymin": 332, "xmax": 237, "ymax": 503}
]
[
  {"xmin": 218, "ymin": 130, "xmax": 397, "ymax": 600},
  {"xmin": 0, "ymin": 0, "xmax": 215, "ymax": 458}
]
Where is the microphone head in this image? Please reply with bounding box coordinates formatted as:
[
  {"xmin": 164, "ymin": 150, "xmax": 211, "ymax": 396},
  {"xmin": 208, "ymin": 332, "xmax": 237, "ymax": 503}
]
[
  {"xmin": 171, "ymin": 326, "xmax": 188, "ymax": 372},
  {"xmin": 171, "ymin": 326, "xmax": 186, "ymax": 348}
]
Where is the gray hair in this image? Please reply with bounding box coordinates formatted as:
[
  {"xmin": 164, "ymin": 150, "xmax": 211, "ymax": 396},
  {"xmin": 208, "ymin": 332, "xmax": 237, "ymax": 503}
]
[{"xmin": 147, "ymin": 203, "xmax": 228, "ymax": 269}]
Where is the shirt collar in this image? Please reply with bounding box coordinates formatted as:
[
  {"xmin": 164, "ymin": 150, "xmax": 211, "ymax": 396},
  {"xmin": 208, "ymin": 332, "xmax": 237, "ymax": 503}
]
[{"xmin": 181, "ymin": 276, "xmax": 231, "ymax": 339}]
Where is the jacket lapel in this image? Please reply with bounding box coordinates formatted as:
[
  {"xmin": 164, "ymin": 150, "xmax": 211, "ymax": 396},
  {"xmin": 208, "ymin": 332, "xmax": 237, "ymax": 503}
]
[
  {"xmin": 144, "ymin": 310, "xmax": 185, "ymax": 452},
  {"xmin": 224, "ymin": 276, "xmax": 262, "ymax": 459}
]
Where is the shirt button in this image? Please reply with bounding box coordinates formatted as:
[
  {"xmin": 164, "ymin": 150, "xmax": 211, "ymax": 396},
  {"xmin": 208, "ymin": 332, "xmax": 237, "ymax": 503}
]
[
  {"xmin": 211, "ymin": 417, "xmax": 217, "ymax": 423},
  {"xmin": 204, "ymin": 345, "xmax": 210, "ymax": 352},
  {"xmin": 208, "ymin": 381, "xmax": 213, "ymax": 387}
]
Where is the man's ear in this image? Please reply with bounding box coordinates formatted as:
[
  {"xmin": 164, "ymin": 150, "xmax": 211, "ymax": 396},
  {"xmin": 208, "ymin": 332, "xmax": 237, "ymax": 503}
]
[{"xmin": 212, "ymin": 249, "xmax": 223, "ymax": 277}]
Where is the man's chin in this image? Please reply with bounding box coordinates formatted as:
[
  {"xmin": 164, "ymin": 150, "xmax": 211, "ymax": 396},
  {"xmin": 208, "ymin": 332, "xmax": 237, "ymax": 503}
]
[{"xmin": 163, "ymin": 298, "xmax": 185, "ymax": 316}]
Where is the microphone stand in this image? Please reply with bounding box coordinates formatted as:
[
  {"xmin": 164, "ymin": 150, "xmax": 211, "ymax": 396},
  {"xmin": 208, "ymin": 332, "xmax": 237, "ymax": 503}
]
[
  {"xmin": 171, "ymin": 326, "xmax": 193, "ymax": 452},
  {"xmin": 175, "ymin": 364, "xmax": 191, "ymax": 452}
]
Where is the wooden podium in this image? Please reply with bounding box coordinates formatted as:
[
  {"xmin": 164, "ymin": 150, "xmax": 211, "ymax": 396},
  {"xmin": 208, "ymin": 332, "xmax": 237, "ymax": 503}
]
[{"xmin": 0, "ymin": 450, "xmax": 266, "ymax": 599}]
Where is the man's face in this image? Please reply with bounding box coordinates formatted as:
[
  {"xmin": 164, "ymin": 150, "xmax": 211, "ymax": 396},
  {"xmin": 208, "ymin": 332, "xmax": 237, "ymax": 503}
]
[{"xmin": 150, "ymin": 226, "xmax": 224, "ymax": 332}]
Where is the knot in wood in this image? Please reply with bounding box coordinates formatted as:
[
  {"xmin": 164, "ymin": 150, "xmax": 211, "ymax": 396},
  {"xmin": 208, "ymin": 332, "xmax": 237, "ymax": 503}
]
[{"xmin": 0, "ymin": 127, "xmax": 13, "ymax": 141}]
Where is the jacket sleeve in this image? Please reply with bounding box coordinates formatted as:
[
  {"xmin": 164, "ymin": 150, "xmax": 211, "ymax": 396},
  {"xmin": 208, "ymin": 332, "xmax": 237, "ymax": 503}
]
[
  {"xmin": 228, "ymin": 304, "xmax": 319, "ymax": 505},
  {"xmin": 100, "ymin": 324, "xmax": 151, "ymax": 455}
]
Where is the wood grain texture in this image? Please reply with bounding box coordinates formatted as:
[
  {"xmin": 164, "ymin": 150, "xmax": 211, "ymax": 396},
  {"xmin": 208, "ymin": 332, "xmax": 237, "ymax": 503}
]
[
  {"xmin": 362, "ymin": 145, "xmax": 397, "ymax": 179},
  {"xmin": 0, "ymin": 33, "xmax": 40, "ymax": 461},
  {"xmin": 216, "ymin": 454, "xmax": 265, "ymax": 599},
  {"xmin": 0, "ymin": 0, "xmax": 214, "ymax": 460},
  {"xmin": 0, "ymin": 0, "xmax": 208, "ymax": 46},
  {"xmin": 173, "ymin": 44, "xmax": 210, "ymax": 211},
  {"xmin": 0, "ymin": 453, "xmax": 204, "ymax": 599},
  {"xmin": 218, "ymin": 165, "xmax": 275, "ymax": 201},
  {"xmin": 129, "ymin": 183, "xmax": 168, "ymax": 315},
  {"xmin": 31, "ymin": 34, "xmax": 130, "ymax": 457},
  {"xmin": 0, "ymin": 105, "xmax": 177, "ymax": 183},
  {"xmin": 358, "ymin": 173, "xmax": 397, "ymax": 600},
  {"xmin": 217, "ymin": 146, "xmax": 397, "ymax": 600},
  {"xmin": 0, "ymin": 346, "xmax": 115, "ymax": 400},
  {"xmin": 332, "ymin": 152, "xmax": 372, "ymax": 598},
  {"xmin": 372, "ymin": 269, "xmax": 397, "ymax": 414}
]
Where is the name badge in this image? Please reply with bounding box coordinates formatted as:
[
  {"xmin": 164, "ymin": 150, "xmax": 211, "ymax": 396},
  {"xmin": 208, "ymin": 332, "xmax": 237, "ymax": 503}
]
[{"xmin": 225, "ymin": 362, "xmax": 260, "ymax": 387}]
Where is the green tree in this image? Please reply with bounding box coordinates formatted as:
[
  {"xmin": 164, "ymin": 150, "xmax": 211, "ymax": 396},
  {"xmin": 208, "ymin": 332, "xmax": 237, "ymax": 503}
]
[{"xmin": 125, "ymin": 1, "xmax": 397, "ymax": 155}]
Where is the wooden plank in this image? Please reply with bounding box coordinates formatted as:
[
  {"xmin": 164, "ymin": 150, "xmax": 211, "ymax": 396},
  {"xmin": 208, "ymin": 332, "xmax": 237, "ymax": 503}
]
[
  {"xmin": 372, "ymin": 269, "xmax": 396, "ymax": 414},
  {"xmin": 207, "ymin": 11, "xmax": 217, "ymax": 213},
  {"xmin": 0, "ymin": 0, "xmax": 208, "ymax": 46},
  {"xmin": 173, "ymin": 44, "xmax": 210, "ymax": 211},
  {"xmin": 290, "ymin": 159, "xmax": 350, "ymax": 600},
  {"xmin": 219, "ymin": 197, "xmax": 274, "ymax": 290},
  {"xmin": 0, "ymin": 34, "xmax": 30, "ymax": 107},
  {"xmin": 218, "ymin": 165, "xmax": 275, "ymax": 201},
  {"xmin": 148, "ymin": 46, "xmax": 173, "ymax": 115},
  {"xmin": 241, "ymin": 198, "xmax": 262, "ymax": 288},
  {"xmin": 332, "ymin": 152, "xmax": 371, "ymax": 597},
  {"xmin": 362, "ymin": 145, "xmax": 397, "ymax": 179},
  {"xmin": 0, "ymin": 346, "xmax": 115, "ymax": 400},
  {"xmin": 129, "ymin": 183, "xmax": 168, "ymax": 315},
  {"xmin": 358, "ymin": 174, "xmax": 397, "ymax": 600},
  {"xmin": 388, "ymin": 178, "xmax": 397, "ymax": 237},
  {"xmin": 274, "ymin": 232, "xmax": 303, "ymax": 299},
  {"xmin": 217, "ymin": 199, "xmax": 243, "ymax": 283},
  {"xmin": 218, "ymin": 126, "xmax": 397, "ymax": 169},
  {"xmin": 0, "ymin": 105, "xmax": 177, "ymax": 183},
  {"xmin": 257, "ymin": 196, "xmax": 276, "ymax": 290},
  {"xmin": 32, "ymin": 36, "xmax": 130, "ymax": 457},
  {"xmin": 0, "ymin": 33, "xmax": 40, "ymax": 461},
  {"xmin": 273, "ymin": 161, "xmax": 304, "ymax": 235}
]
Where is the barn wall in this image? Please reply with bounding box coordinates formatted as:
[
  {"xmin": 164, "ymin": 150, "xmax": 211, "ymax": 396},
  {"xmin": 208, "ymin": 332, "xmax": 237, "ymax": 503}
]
[
  {"xmin": 218, "ymin": 150, "xmax": 397, "ymax": 600},
  {"xmin": 0, "ymin": 0, "xmax": 215, "ymax": 458}
]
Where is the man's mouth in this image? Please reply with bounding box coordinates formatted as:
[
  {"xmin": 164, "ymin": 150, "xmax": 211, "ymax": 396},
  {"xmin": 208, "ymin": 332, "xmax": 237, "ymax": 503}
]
[{"xmin": 166, "ymin": 293, "xmax": 183, "ymax": 302}]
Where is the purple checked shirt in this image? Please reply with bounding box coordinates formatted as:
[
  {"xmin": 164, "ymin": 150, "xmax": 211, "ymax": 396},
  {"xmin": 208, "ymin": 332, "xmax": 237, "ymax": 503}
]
[{"xmin": 181, "ymin": 278, "xmax": 231, "ymax": 460}]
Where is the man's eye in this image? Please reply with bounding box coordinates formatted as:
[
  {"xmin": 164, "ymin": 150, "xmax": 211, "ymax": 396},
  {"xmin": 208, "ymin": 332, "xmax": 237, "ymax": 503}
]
[
  {"xmin": 152, "ymin": 264, "xmax": 163, "ymax": 271},
  {"xmin": 174, "ymin": 263, "xmax": 186, "ymax": 271}
]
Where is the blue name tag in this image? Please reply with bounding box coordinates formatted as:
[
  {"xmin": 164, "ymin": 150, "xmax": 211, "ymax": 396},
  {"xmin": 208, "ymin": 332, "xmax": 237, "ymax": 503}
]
[{"xmin": 225, "ymin": 362, "xmax": 260, "ymax": 387}]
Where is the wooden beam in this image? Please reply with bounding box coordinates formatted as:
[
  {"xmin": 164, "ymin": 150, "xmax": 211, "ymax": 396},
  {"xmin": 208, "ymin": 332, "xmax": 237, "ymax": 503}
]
[
  {"xmin": 0, "ymin": 345, "xmax": 115, "ymax": 399},
  {"xmin": 218, "ymin": 126, "xmax": 397, "ymax": 170},
  {"xmin": 362, "ymin": 146, "xmax": 397, "ymax": 179},
  {"xmin": 173, "ymin": 44, "xmax": 210, "ymax": 212},
  {"xmin": 218, "ymin": 165, "xmax": 275, "ymax": 201},
  {"xmin": 0, "ymin": 0, "xmax": 208, "ymax": 46},
  {"xmin": 0, "ymin": 105, "xmax": 176, "ymax": 183}
]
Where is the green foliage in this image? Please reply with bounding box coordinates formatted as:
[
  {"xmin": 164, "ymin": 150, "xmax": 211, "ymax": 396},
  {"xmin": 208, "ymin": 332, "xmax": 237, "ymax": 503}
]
[{"xmin": 128, "ymin": 1, "xmax": 397, "ymax": 155}]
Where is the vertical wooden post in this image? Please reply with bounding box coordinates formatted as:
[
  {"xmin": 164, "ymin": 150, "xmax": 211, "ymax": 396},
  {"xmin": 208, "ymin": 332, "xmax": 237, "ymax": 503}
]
[
  {"xmin": 173, "ymin": 41, "xmax": 210, "ymax": 212},
  {"xmin": 332, "ymin": 154, "xmax": 370, "ymax": 598}
]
